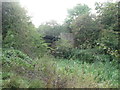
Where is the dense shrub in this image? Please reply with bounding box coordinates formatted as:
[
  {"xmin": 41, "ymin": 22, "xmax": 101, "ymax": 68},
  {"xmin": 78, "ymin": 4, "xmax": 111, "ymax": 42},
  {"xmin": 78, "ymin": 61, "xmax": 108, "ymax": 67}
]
[
  {"xmin": 34, "ymin": 56, "xmax": 119, "ymax": 88},
  {"xmin": 2, "ymin": 50, "xmax": 119, "ymax": 88},
  {"xmin": 2, "ymin": 49, "xmax": 46, "ymax": 88},
  {"xmin": 53, "ymin": 48, "xmax": 114, "ymax": 63},
  {"xmin": 53, "ymin": 47, "xmax": 72, "ymax": 59},
  {"xmin": 2, "ymin": 49, "xmax": 35, "ymax": 74}
]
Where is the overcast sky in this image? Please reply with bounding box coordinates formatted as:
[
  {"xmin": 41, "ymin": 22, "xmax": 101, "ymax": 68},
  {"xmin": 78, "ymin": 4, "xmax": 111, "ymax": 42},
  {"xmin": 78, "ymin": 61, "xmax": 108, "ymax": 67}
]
[{"xmin": 20, "ymin": 0, "xmax": 112, "ymax": 27}]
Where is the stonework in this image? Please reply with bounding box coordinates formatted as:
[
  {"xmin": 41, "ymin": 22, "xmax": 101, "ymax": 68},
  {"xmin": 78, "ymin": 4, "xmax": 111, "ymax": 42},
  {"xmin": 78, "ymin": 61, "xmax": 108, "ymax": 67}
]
[{"xmin": 59, "ymin": 33, "xmax": 74, "ymax": 47}]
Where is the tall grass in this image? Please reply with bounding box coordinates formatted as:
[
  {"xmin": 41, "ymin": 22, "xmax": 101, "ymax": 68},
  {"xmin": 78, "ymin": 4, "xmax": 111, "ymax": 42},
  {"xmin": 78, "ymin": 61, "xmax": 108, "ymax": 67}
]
[
  {"xmin": 34, "ymin": 55, "xmax": 119, "ymax": 88},
  {"xmin": 2, "ymin": 49, "xmax": 119, "ymax": 88}
]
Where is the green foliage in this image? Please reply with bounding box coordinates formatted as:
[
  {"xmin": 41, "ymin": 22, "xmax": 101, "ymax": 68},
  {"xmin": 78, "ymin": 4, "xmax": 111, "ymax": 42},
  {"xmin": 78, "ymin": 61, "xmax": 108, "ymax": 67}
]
[
  {"xmin": 95, "ymin": 2, "xmax": 118, "ymax": 31},
  {"xmin": 2, "ymin": 72, "xmax": 46, "ymax": 88},
  {"xmin": 2, "ymin": 49, "xmax": 119, "ymax": 88},
  {"xmin": 96, "ymin": 29, "xmax": 119, "ymax": 63},
  {"xmin": 29, "ymin": 79, "xmax": 45, "ymax": 88},
  {"xmin": 37, "ymin": 20, "xmax": 68, "ymax": 37},
  {"xmin": 27, "ymin": 30, "xmax": 47, "ymax": 58},
  {"xmin": 53, "ymin": 47, "xmax": 72, "ymax": 59},
  {"xmin": 2, "ymin": 49, "xmax": 45, "ymax": 88},
  {"xmin": 56, "ymin": 38, "xmax": 73, "ymax": 48},
  {"xmin": 1, "ymin": 1, "xmax": 119, "ymax": 88},
  {"xmin": 2, "ymin": 2, "xmax": 47, "ymax": 58},
  {"xmin": 2, "ymin": 2, "xmax": 29, "ymax": 40},
  {"xmin": 71, "ymin": 14, "xmax": 100, "ymax": 48},
  {"xmin": 34, "ymin": 56, "xmax": 119, "ymax": 88},
  {"xmin": 65, "ymin": 4, "xmax": 90, "ymax": 25},
  {"xmin": 2, "ymin": 49, "xmax": 34, "ymax": 73},
  {"xmin": 2, "ymin": 74, "xmax": 29, "ymax": 88},
  {"xmin": 64, "ymin": 4, "xmax": 100, "ymax": 49},
  {"xmin": 53, "ymin": 46, "xmax": 119, "ymax": 66}
]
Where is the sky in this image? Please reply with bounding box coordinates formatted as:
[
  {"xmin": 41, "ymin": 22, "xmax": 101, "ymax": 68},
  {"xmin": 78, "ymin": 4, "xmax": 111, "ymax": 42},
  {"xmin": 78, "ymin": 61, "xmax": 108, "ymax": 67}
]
[{"xmin": 19, "ymin": 0, "xmax": 112, "ymax": 27}]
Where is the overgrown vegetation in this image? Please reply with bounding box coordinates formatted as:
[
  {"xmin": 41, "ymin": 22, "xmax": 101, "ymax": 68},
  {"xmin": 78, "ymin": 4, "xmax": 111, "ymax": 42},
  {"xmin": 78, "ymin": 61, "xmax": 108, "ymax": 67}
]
[{"xmin": 1, "ymin": 1, "xmax": 119, "ymax": 88}]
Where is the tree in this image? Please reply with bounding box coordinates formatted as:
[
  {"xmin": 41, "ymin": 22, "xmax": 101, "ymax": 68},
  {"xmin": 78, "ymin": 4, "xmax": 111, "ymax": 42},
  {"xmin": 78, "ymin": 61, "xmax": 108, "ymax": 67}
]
[
  {"xmin": 2, "ymin": 2, "xmax": 31, "ymax": 40},
  {"xmin": 95, "ymin": 1, "xmax": 119, "ymax": 60},
  {"xmin": 2, "ymin": 2, "xmax": 47, "ymax": 58},
  {"xmin": 65, "ymin": 4, "xmax": 91, "ymax": 32},
  {"xmin": 71, "ymin": 14, "xmax": 100, "ymax": 49},
  {"xmin": 2, "ymin": 2, "xmax": 32, "ymax": 48},
  {"xmin": 37, "ymin": 20, "xmax": 68, "ymax": 37},
  {"xmin": 95, "ymin": 2, "xmax": 119, "ymax": 31}
]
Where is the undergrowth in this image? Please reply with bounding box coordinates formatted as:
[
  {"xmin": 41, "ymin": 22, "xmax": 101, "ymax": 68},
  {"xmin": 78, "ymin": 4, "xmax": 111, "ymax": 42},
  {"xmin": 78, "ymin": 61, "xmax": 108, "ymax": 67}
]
[{"xmin": 2, "ymin": 49, "xmax": 119, "ymax": 88}]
